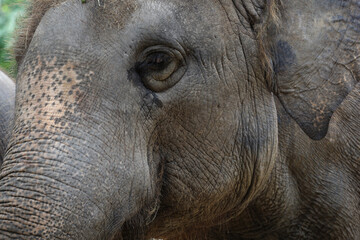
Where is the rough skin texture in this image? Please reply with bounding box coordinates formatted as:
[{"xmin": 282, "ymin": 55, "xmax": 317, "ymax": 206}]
[{"xmin": 0, "ymin": 0, "xmax": 358, "ymax": 239}]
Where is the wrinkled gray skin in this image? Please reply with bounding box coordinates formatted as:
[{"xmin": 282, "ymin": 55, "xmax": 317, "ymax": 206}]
[
  {"xmin": 0, "ymin": 0, "xmax": 359, "ymax": 239},
  {"xmin": 0, "ymin": 71, "xmax": 15, "ymax": 165}
]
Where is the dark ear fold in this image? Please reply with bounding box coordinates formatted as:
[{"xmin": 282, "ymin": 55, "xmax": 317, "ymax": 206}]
[{"xmin": 264, "ymin": 0, "xmax": 359, "ymax": 140}]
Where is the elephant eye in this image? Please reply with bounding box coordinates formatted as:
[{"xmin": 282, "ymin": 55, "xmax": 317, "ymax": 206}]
[{"xmin": 136, "ymin": 46, "xmax": 186, "ymax": 92}]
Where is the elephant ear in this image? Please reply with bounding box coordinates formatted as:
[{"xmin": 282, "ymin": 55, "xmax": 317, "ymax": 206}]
[{"xmin": 264, "ymin": 0, "xmax": 360, "ymax": 140}]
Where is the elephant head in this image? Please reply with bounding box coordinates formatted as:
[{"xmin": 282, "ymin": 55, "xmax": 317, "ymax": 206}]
[
  {"xmin": 0, "ymin": 0, "xmax": 358, "ymax": 239},
  {"xmin": 0, "ymin": 71, "xmax": 15, "ymax": 165}
]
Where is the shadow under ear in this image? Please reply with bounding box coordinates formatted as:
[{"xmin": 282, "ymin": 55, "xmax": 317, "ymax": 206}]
[{"xmin": 262, "ymin": 0, "xmax": 359, "ymax": 140}]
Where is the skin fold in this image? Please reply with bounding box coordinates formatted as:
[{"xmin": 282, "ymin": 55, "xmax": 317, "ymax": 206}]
[
  {"xmin": 0, "ymin": 71, "xmax": 15, "ymax": 165},
  {"xmin": 0, "ymin": 0, "xmax": 359, "ymax": 239}
]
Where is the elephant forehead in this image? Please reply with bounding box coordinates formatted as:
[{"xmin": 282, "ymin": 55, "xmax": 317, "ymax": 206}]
[{"xmin": 15, "ymin": 0, "xmax": 138, "ymax": 64}]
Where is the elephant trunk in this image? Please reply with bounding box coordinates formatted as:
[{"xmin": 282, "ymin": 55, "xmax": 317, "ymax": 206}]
[
  {"xmin": 0, "ymin": 133, "xmax": 155, "ymax": 239},
  {"xmin": 0, "ymin": 64, "xmax": 160, "ymax": 239}
]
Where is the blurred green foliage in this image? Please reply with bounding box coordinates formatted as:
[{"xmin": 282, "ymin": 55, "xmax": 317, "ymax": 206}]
[{"xmin": 0, "ymin": 0, "xmax": 26, "ymax": 78}]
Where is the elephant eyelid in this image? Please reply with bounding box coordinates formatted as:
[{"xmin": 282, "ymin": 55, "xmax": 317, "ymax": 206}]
[
  {"xmin": 137, "ymin": 52, "xmax": 173, "ymax": 73},
  {"xmin": 135, "ymin": 46, "xmax": 187, "ymax": 92}
]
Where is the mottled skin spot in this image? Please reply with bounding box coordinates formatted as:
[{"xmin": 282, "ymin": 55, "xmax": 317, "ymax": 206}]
[
  {"xmin": 0, "ymin": 53, "xmax": 98, "ymax": 238},
  {"xmin": 16, "ymin": 56, "xmax": 93, "ymax": 136}
]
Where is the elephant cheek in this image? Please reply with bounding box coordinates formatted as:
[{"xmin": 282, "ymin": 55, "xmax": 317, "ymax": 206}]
[{"xmin": 239, "ymin": 92, "xmax": 279, "ymax": 201}]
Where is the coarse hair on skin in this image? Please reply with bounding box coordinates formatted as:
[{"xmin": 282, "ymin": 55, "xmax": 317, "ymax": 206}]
[{"xmin": 257, "ymin": 0, "xmax": 283, "ymax": 93}]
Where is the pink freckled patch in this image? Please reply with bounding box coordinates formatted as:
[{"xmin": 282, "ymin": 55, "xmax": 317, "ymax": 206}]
[{"xmin": 17, "ymin": 56, "xmax": 94, "ymax": 131}]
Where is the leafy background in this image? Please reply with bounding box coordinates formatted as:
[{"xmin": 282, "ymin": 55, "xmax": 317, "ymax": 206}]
[{"xmin": 0, "ymin": 0, "xmax": 26, "ymax": 78}]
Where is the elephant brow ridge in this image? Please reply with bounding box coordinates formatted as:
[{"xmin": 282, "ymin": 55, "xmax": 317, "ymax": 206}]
[{"xmin": 14, "ymin": 0, "xmax": 138, "ymax": 66}]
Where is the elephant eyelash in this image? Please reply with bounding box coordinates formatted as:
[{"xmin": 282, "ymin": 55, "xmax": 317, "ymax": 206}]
[{"xmin": 137, "ymin": 52, "xmax": 173, "ymax": 73}]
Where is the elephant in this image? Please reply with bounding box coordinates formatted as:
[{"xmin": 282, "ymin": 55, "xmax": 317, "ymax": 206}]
[
  {"xmin": 0, "ymin": 0, "xmax": 359, "ymax": 239},
  {"xmin": 0, "ymin": 70, "xmax": 15, "ymax": 165}
]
